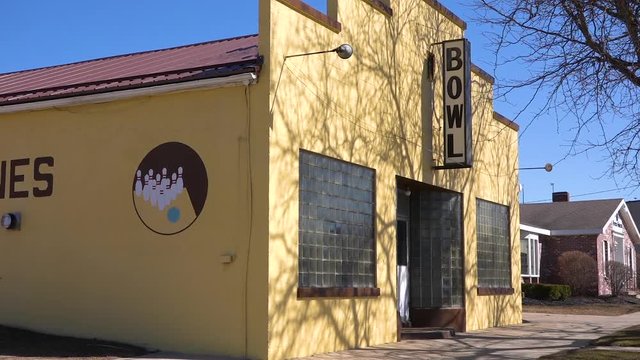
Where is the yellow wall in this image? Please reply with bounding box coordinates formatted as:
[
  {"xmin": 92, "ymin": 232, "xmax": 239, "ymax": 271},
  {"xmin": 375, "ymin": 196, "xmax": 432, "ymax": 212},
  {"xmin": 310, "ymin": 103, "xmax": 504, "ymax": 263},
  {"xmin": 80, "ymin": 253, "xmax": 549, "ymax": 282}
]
[
  {"xmin": 266, "ymin": 0, "xmax": 521, "ymax": 359},
  {"xmin": 0, "ymin": 1, "xmax": 521, "ymax": 359},
  {"xmin": 0, "ymin": 87, "xmax": 269, "ymax": 358}
]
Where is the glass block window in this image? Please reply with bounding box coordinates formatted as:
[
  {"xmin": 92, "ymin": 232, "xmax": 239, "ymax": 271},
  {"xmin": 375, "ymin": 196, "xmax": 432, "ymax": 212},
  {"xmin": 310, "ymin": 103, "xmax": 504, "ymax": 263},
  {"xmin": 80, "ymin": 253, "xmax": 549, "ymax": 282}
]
[
  {"xmin": 410, "ymin": 189, "xmax": 463, "ymax": 308},
  {"xmin": 299, "ymin": 150, "xmax": 376, "ymax": 288},
  {"xmin": 477, "ymin": 199, "xmax": 511, "ymax": 289}
]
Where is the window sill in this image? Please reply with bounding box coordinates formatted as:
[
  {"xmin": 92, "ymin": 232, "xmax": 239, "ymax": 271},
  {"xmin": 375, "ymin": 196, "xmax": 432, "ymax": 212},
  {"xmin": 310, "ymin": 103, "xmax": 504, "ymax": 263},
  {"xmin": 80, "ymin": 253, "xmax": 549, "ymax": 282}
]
[
  {"xmin": 477, "ymin": 287, "xmax": 514, "ymax": 296},
  {"xmin": 297, "ymin": 287, "xmax": 381, "ymax": 298}
]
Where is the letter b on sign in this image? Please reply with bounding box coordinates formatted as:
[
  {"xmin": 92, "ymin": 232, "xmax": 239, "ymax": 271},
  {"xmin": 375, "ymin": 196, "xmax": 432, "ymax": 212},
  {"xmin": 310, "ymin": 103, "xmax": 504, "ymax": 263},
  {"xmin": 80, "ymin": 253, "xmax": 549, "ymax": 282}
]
[{"xmin": 446, "ymin": 47, "xmax": 462, "ymax": 71}]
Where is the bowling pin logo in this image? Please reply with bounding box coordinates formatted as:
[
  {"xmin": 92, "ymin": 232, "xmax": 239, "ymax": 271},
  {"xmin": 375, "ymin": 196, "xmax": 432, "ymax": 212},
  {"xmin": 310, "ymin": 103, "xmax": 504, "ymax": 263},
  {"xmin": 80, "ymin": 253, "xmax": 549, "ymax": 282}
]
[{"xmin": 132, "ymin": 142, "xmax": 208, "ymax": 235}]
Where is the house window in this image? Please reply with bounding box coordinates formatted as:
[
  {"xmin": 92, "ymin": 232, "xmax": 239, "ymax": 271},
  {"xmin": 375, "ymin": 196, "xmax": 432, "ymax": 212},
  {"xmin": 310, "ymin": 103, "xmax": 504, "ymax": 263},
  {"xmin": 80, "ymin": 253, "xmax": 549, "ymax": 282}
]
[
  {"xmin": 521, "ymin": 234, "xmax": 540, "ymax": 277},
  {"xmin": 614, "ymin": 213, "xmax": 623, "ymax": 228},
  {"xmin": 477, "ymin": 199, "xmax": 512, "ymax": 293},
  {"xmin": 603, "ymin": 240, "xmax": 610, "ymax": 276},
  {"xmin": 298, "ymin": 150, "xmax": 377, "ymax": 297}
]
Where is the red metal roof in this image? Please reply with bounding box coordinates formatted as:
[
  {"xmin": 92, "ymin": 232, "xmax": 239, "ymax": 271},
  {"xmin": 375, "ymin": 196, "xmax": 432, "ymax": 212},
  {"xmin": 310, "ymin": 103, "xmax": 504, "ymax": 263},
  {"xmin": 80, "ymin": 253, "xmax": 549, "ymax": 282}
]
[{"xmin": 0, "ymin": 34, "xmax": 261, "ymax": 106}]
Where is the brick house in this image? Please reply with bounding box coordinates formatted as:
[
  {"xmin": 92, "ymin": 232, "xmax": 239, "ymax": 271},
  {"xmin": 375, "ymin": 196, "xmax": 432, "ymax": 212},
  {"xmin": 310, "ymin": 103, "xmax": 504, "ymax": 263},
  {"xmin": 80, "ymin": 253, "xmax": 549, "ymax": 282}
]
[
  {"xmin": 624, "ymin": 200, "xmax": 640, "ymax": 285},
  {"xmin": 521, "ymin": 193, "xmax": 639, "ymax": 296}
]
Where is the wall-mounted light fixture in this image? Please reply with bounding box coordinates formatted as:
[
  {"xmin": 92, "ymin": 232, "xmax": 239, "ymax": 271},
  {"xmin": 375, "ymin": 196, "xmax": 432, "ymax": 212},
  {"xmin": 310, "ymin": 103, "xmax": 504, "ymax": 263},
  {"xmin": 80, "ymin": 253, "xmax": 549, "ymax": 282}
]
[
  {"xmin": 271, "ymin": 44, "xmax": 355, "ymax": 114},
  {"xmin": 519, "ymin": 163, "xmax": 553, "ymax": 172},
  {"xmin": 1, "ymin": 212, "xmax": 20, "ymax": 230},
  {"xmin": 285, "ymin": 44, "xmax": 354, "ymax": 60}
]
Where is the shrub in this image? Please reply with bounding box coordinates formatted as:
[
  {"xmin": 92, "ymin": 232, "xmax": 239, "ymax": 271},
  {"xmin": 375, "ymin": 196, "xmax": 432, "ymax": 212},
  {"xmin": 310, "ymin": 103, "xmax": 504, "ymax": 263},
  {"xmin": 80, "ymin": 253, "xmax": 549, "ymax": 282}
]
[
  {"xmin": 522, "ymin": 283, "xmax": 571, "ymax": 301},
  {"xmin": 607, "ymin": 261, "xmax": 634, "ymax": 296},
  {"xmin": 558, "ymin": 250, "xmax": 598, "ymax": 296}
]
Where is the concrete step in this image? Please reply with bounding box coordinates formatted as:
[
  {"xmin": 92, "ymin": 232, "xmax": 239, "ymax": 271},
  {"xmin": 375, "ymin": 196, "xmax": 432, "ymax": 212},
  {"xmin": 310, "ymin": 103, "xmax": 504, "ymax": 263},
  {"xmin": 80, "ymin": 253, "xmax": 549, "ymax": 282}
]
[{"xmin": 401, "ymin": 327, "xmax": 456, "ymax": 340}]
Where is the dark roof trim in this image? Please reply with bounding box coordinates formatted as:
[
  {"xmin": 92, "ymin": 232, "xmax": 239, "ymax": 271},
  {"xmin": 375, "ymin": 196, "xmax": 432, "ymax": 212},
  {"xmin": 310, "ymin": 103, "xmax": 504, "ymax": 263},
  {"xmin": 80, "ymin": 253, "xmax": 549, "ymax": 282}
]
[
  {"xmin": 493, "ymin": 111, "xmax": 519, "ymax": 132},
  {"xmin": 471, "ymin": 63, "xmax": 494, "ymax": 84},
  {"xmin": 362, "ymin": 0, "xmax": 393, "ymax": 16},
  {"xmin": 277, "ymin": 0, "xmax": 342, "ymax": 33},
  {"xmin": 423, "ymin": 0, "xmax": 467, "ymax": 30}
]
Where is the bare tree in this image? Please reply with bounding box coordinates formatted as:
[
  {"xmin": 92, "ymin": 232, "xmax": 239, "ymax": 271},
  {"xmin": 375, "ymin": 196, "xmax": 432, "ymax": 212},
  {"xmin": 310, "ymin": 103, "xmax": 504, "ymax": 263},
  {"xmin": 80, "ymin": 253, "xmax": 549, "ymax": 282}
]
[
  {"xmin": 607, "ymin": 261, "xmax": 634, "ymax": 296},
  {"xmin": 476, "ymin": 1, "xmax": 640, "ymax": 183}
]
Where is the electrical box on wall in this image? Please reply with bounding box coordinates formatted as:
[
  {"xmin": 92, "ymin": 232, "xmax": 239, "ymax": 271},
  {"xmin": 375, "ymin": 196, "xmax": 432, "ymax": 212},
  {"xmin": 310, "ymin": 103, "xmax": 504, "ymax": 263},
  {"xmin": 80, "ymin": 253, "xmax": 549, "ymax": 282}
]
[{"xmin": 1, "ymin": 212, "xmax": 21, "ymax": 230}]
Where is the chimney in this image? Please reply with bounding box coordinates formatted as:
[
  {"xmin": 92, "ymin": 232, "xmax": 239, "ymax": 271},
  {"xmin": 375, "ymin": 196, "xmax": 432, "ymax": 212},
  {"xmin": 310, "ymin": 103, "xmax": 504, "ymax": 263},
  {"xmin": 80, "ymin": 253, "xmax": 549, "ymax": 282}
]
[{"xmin": 552, "ymin": 191, "xmax": 570, "ymax": 202}]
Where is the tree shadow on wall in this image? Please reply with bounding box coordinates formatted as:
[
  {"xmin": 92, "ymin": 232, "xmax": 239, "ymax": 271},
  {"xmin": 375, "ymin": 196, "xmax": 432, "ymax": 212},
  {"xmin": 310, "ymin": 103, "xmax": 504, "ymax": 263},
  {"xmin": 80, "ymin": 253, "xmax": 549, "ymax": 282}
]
[{"xmin": 267, "ymin": 0, "xmax": 521, "ymax": 358}]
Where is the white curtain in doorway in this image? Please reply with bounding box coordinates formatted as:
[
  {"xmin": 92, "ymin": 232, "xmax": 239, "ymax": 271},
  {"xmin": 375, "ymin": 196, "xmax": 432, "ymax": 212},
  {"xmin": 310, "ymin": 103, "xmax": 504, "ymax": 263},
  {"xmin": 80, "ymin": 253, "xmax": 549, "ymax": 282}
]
[{"xmin": 398, "ymin": 265, "xmax": 409, "ymax": 323}]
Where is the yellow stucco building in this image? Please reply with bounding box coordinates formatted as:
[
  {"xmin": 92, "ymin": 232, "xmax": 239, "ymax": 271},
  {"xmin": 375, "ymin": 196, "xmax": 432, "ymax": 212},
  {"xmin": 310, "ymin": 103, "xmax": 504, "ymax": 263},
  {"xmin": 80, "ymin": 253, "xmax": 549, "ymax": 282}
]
[{"xmin": 0, "ymin": 1, "xmax": 521, "ymax": 359}]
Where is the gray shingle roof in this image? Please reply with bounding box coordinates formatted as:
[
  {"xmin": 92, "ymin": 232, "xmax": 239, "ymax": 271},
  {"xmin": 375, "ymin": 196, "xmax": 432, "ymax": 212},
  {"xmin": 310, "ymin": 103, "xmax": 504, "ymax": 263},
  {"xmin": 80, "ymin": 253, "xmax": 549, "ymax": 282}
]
[
  {"xmin": 520, "ymin": 199, "xmax": 623, "ymax": 231},
  {"xmin": 627, "ymin": 200, "xmax": 640, "ymax": 229}
]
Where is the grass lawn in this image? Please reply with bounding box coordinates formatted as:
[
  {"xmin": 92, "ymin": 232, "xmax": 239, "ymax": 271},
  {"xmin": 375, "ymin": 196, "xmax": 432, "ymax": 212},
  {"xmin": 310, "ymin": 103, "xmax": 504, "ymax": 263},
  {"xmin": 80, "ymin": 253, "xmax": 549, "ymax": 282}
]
[
  {"xmin": 592, "ymin": 325, "xmax": 640, "ymax": 347},
  {"xmin": 540, "ymin": 349, "xmax": 640, "ymax": 359},
  {"xmin": 528, "ymin": 297, "xmax": 640, "ymax": 358},
  {"xmin": 523, "ymin": 295, "xmax": 640, "ymax": 316},
  {"xmin": 540, "ymin": 325, "xmax": 640, "ymax": 359},
  {"xmin": 524, "ymin": 304, "xmax": 640, "ymax": 316}
]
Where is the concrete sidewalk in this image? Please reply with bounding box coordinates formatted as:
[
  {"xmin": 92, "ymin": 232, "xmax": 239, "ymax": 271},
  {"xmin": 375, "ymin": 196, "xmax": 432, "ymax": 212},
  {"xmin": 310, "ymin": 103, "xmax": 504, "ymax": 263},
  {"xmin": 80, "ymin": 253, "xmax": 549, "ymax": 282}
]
[
  {"xmin": 139, "ymin": 311, "xmax": 640, "ymax": 360},
  {"xmin": 290, "ymin": 311, "xmax": 640, "ymax": 359}
]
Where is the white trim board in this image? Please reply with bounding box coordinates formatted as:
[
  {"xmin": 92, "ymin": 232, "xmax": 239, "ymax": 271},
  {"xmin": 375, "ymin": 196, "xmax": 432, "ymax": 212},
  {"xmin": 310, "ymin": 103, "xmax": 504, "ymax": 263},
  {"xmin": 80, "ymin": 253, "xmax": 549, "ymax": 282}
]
[
  {"xmin": 520, "ymin": 224, "xmax": 602, "ymax": 236},
  {"xmin": 520, "ymin": 224, "xmax": 550, "ymax": 235},
  {"xmin": 0, "ymin": 72, "xmax": 258, "ymax": 114}
]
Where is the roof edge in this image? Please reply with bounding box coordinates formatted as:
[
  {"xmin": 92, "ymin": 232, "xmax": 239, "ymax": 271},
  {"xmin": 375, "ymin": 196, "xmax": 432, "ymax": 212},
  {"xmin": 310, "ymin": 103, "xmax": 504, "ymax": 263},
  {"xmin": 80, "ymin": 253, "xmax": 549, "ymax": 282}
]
[
  {"xmin": 423, "ymin": 0, "xmax": 467, "ymax": 30},
  {"xmin": 550, "ymin": 228, "xmax": 602, "ymax": 236},
  {"xmin": 0, "ymin": 72, "xmax": 257, "ymax": 114},
  {"xmin": 0, "ymin": 59, "xmax": 261, "ymax": 105},
  {"xmin": 0, "ymin": 34, "xmax": 260, "ymax": 77},
  {"xmin": 493, "ymin": 111, "xmax": 519, "ymax": 132},
  {"xmin": 521, "ymin": 224, "xmax": 551, "ymax": 235},
  {"xmin": 617, "ymin": 201, "xmax": 640, "ymax": 244}
]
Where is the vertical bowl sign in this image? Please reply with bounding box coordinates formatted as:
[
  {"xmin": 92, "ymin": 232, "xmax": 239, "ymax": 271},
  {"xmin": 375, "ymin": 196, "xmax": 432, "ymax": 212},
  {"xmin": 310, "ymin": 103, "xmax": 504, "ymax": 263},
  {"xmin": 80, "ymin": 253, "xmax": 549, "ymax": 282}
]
[
  {"xmin": 442, "ymin": 38, "xmax": 472, "ymax": 168},
  {"xmin": 133, "ymin": 142, "xmax": 208, "ymax": 235}
]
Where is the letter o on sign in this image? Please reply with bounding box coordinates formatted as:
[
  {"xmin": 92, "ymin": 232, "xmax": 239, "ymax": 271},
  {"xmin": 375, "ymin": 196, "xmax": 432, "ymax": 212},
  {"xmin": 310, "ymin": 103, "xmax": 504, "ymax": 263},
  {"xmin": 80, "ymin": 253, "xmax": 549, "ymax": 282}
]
[{"xmin": 447, "ymin": 76, "xmax": 462, "ymax": 99}]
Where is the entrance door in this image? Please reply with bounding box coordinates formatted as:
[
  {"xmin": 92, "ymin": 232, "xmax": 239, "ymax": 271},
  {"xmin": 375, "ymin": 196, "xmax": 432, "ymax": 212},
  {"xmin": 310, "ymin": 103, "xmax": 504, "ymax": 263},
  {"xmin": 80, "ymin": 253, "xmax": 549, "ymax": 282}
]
[
  {"xmin": 396, "ymin": 178, "xmax": 465, "ymax": 331},
  {"xmin": 409, "ymin": 187, "xmax": 465, "ymax": 331}
]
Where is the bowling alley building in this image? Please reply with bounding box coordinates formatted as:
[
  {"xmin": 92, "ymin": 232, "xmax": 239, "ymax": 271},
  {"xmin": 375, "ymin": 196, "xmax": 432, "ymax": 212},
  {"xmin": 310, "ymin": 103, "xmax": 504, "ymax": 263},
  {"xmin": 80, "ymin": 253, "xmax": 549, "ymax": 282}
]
[{"xmin": 0, "ymin": 1, "xmax": 521, "ymax": 359}]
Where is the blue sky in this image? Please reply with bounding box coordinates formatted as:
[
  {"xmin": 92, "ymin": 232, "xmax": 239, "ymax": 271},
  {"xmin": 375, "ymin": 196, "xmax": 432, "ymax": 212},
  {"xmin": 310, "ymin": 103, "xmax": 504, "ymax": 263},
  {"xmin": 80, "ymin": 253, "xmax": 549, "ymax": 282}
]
[{"xmin": 1, "ymin": 0, "xmax": 635, "ymax": 203}]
